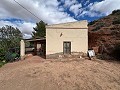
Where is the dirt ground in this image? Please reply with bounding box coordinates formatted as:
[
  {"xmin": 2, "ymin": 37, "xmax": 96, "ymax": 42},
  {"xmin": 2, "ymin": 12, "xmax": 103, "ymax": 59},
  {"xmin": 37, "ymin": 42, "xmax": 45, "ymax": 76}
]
[{"xmin": 0, "ymin": 56, "xmax": 120, "ymax": 90}]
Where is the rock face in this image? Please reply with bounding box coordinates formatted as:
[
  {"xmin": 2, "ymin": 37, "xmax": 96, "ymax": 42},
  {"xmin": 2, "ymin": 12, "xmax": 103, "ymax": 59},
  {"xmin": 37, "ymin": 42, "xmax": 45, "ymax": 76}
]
[{"xmin": 88, "ymin": 10, "xmax": 120, "ymax": 59}]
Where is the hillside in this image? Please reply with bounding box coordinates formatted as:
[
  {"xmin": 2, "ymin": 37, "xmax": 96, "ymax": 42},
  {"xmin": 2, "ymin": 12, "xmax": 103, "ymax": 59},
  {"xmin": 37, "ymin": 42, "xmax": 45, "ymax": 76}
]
[{"xmin": 88, "ymin": 10, "xmax": 120, "ymax": 59}]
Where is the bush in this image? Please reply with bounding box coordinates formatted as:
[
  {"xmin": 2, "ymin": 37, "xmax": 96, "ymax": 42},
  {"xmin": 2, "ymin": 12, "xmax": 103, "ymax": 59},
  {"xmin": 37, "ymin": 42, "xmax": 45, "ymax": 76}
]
[
  {"xmin": 91, "ymin": 26, "xmax": 101, "ymax": 31},
  {"xmin": 113, "ymin": 18, "xmax": 120, "ymax": 24},
  {"xmin": 112, "ymin": 10, "xmax": 120, "ymax": 15},
  {"xmin": 5, "ymin": 52, "xmax": 19, "ymax": 62},
  {"xmin": 111, "ymin": 43, "xmax": 120, "ymax": 60},
  {"xmin": 0, "ymin": 61, "xmax": 6, "ymax": 67},
  {"xmin": 99, "ymin": 23, "xmax": 105, "ymax": 27},
  {"xmin": 0, "ymin": 48, "xmax": 5, "ymax": 61},
  {"xmin": 88, "ymin": 20, "xmax": 96, "ymax": 26},
  {"xmin": 91, "ymin": 23, "xmax": 104, "ymax": 31}
]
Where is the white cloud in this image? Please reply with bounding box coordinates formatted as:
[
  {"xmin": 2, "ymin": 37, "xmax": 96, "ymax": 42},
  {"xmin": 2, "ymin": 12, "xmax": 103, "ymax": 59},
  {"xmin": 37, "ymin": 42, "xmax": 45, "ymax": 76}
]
[
  {"xmin": 84, "ymin": 0, "xmax": 90, "ymax": 6},
  {"xmin": 81, "ymin": 10, "xmax": 104, "ymax": 17},
  {"xmin": 80, "ymin": 0, "xmax": 120, "ymax": 17},
  {"xmin": 1, "ymin": 0, "xmax": 120, "ymax": 39},
  {"xmin": 61, "ymin": 0, "xmax": 83, "ymax": 17},
  {"xmin": 0, "ymin": 21, "xmax": 16, "ymax": 27},
  {"xmin": 0, "ymin": 0, "xmax": 76, "ymax": 24},
  {"xmin": 19, "ymin": 22, "xmax": 35, "ymax": 35},
  {"xmin": 90, "ymin": 0, "xmax": 120, "ymax": 15},
  {"xmin": 69, "ymin": 3, "xmax": 82, "ymax": 16},
  {"xmin": 64, "ymin": 0, "xmax": 78, "ymax": 8},
  {"xmin": 23, "ymin": 34, "xmax": 33, "ymax": 39},
  {"xmin": 0, "ymin": 20, "xmax": 35, "ymax": 39},
  {"xmin": 0, "ymin": 0, "xmax": 76, "ymax": 38}
]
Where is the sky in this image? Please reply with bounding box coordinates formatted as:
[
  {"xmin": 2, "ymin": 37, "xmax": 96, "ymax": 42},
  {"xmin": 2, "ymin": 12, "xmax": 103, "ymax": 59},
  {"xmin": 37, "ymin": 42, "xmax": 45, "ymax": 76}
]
[{"xmin": 0, "ymin": 0, "xmax": 120, "ymax": 38}]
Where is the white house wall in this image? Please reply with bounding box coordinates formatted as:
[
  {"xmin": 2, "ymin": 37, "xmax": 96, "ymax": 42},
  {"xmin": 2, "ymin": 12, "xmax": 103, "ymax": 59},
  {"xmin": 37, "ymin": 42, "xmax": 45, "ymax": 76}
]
[{"xmin": 46, "ymin": 20, "xmax": 88, "ymax": 58}]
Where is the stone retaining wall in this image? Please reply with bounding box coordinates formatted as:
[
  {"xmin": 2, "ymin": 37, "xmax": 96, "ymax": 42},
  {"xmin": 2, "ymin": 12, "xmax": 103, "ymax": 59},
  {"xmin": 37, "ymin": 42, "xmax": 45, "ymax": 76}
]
[{"xmin": 46, "ymin": 52, "xmax": 87, "ymax": 59}]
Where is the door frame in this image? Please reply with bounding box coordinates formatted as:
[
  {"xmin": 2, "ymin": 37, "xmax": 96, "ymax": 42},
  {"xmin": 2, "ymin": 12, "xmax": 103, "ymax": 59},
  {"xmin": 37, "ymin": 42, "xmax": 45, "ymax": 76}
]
[{"xmin": 63, "ymin": 41, "xmax": 71, "ymax": 54}]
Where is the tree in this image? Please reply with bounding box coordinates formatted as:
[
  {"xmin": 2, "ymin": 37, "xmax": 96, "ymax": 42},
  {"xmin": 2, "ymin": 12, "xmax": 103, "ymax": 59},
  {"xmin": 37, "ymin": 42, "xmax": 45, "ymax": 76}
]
[
  {"xmin": 0, "ymin": 25, "xmax": 22, "ymax": 61},
  {"xmin": 32, "ymin": 21, "xmax": 46, "ymax": 38},
  {"xmin": 0, "ymin": 25, "xmax": 22, "ymax": 50}
]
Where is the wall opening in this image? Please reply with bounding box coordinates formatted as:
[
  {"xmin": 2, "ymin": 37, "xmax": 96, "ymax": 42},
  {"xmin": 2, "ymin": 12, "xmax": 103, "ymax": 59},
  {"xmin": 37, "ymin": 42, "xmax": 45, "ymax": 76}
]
[{"xmin": 63, "ymin": 42, "xmax": 71, "ymax": 54}]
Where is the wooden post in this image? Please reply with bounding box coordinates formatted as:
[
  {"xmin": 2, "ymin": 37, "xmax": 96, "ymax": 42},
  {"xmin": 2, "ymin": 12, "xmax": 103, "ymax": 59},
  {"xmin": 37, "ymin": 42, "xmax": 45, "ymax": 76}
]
[{"xmin": 34, "ymin": 41, "xmax": 37, "ymax": 55}]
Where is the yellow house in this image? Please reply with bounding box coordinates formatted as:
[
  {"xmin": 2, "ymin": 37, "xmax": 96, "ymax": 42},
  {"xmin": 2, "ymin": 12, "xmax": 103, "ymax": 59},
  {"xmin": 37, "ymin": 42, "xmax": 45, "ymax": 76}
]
[{"xmin": 46, "ymin": 20, "xmax": 88, "ymax": 59}]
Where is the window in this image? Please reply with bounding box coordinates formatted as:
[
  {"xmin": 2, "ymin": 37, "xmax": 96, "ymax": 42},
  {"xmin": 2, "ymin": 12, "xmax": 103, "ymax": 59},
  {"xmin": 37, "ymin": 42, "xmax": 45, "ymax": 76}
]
[{"xmin": 63, "ymin": 42, "xmax": 71, "ymax": 54}]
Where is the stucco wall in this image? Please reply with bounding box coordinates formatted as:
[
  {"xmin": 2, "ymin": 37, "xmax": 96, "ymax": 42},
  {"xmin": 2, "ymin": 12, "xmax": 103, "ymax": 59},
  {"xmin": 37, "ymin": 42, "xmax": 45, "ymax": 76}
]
[{"xmin": 46, "ymin": 20, "xmax": 88, "ymax": 57}]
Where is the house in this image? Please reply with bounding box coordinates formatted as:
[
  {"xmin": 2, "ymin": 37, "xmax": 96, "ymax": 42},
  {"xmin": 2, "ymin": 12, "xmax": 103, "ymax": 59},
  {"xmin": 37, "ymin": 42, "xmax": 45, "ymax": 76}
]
[
  {"xmin": 20, "ymin": 20, "xmax": 88, "ymax": 59},
  {"xmin": 46, "ymin": 20, "xmax": 88, "ymax": 58}
]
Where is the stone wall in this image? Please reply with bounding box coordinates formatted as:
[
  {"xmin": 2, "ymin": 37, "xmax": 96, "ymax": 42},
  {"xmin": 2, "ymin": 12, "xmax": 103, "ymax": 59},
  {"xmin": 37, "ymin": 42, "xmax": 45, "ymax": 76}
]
[{"xmin": 46, "ymin": 52, "xmax": 87, "ymax": 59}]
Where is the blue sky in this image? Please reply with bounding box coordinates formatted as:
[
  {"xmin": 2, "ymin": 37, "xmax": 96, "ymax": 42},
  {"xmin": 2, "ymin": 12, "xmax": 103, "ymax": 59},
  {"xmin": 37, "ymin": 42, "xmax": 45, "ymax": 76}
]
[
  {"xmin": 58, "ymin": 0, "xmax": 104, "ymax": 21},
  {"xmin": 0, "ymin": 0, "xmax": 120, "ymax": 38}
]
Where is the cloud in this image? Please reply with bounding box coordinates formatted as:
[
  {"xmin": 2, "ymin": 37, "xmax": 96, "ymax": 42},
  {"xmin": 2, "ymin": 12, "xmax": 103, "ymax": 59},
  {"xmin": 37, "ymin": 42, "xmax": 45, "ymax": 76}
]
[
  {"xmin": 0, "ymin": 0, "xmax": 76, "ymax": 38},
  {"xmin": 80, "ymin": 0, "xmax": 120, "ymax": 17},
  {"xmin": 69, "ymin": 3, "xmax": 82, "ymax": 16},
  {"xmin": 0, "ymin": 0, "xmax": 76, "ymax": 24},
  {"xmin": 90, "ymin": 0, "xmax": 120, "ymax": 15},
  {"xmin": 64, "ymin": 0, "xmax": 78, "ymax": 8},
  {"xmin": 19, "ymin": 22, "xmax": 35, "ymax": 35},
  {"xmin": 84, "ymin": 0, "xmax": 90, "ymax": 6},
  {"xmin": 0, "ymin": 20, "xmax": 16, "ymax": 27},
  {"xmin": 59, "ymin": 0, "xmax": 83, "ymax": 17},
  {"xmin": 0, "ymin": 20, "xmax": 35, "ymax": 39},
  {"xmin": 0, "ymin": 0, "xmax": 120, "ymax": 39}
]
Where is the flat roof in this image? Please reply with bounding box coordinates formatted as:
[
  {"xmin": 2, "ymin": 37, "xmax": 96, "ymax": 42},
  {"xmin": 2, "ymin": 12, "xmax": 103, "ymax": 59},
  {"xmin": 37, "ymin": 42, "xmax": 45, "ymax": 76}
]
[
  {"xmin": 46, "ymin": 20, "xmax": 88, "ymax": 29},
  {"xmin": 24, "ymin": 38, "xmax": 46, "ymax": 42}
]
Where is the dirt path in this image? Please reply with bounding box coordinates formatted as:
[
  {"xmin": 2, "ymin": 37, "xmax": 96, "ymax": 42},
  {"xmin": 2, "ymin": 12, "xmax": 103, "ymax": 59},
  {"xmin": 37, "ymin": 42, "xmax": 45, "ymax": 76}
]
[{"xmin": 0, "ymin": 56, "xmax": 120, "ymax": 90}]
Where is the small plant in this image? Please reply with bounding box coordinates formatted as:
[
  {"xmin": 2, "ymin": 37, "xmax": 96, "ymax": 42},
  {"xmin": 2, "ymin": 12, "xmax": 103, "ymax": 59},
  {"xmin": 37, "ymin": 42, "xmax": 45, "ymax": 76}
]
[
  {"xmin": 5, "ymin": 51, "xmax": 19, "ymax": 62},
  {"xmin": 91, "ymin": 23, "xmax": 104, "ymax": 31},
  {"xmin": 0, "ymin": 48, "xmax": 5, "ymax": 61},
  {"xmin": 0, "ymin": 61, "xmax": 6, "ymax": 67},
  {"xmin": 91, "ymin": 26, "xmax": 101, "ymax": 31},
  {"xmin": 113, "ymin": 18, "xmax": 120, "ymax": 24},
  {"xmin": 88, "ymin": 20, "xmax": 96, "ymax": 26},
  {"xmin": 99, "ymin": 22, "xmax": 105, "ymax": 27}
]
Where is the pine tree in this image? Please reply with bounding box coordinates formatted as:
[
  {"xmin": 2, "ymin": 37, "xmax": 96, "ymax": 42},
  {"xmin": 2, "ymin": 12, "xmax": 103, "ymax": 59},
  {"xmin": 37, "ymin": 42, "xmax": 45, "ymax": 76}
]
[{"xmin": 32, "ymin": 21, "xmax": 46, "ymax": 38}]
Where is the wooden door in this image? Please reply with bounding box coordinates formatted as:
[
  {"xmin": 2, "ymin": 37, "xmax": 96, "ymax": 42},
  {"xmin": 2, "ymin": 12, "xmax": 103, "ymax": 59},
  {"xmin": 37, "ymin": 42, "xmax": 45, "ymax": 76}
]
[{"xmin": 63, "ymin": 42, "xmax": 71, "ymax": 54}]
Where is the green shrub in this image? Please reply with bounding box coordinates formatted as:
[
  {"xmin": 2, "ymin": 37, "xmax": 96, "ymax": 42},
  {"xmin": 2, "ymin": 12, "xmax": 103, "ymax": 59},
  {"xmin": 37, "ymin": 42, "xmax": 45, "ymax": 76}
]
[
  {"xmin": 91, "ymin": 26, "xmax": 101, "ymax": 31},
  {"xmin": 112, "ymin": 10, "xmax": 120, "ymax": 15},
  {"xmin": 91, "ymin": 23, "xmax": 104, "ymax": 31},
  {"xmin": 0, "ymin": 61, "xmax": 6, "ymax": 67},
  {"xmin": 0, "ymin": 48, "xmax": 5, "ymax": 61},
  {"xmin": 99, "ymin": 23, "xmax": 105, "ymax": 27},
  {"xmin": 113, "ymin": 18, "xmax": 120, "ymax": 24},
  {"xmin": 5, "ymin": 52, "xmax": 19, "ymax": 62},
  {"xmin": 88, "ymin": 20, "xmax": 96, "ymax": 26},
  {"xmin": 111, "ymin": 43, "xmax": 120, "ymax": 60}
]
